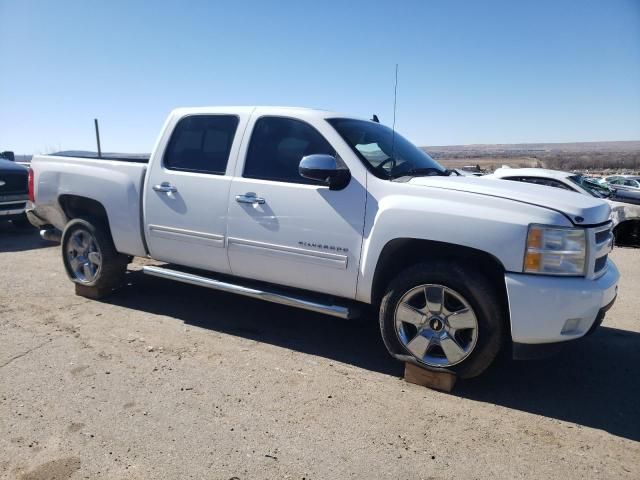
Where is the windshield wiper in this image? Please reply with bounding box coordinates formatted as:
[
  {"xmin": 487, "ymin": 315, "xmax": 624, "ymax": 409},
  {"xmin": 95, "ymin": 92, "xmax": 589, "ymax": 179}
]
[{"xmin": 390, "ymin": 167, "xmax": 450, "ymax": 179}]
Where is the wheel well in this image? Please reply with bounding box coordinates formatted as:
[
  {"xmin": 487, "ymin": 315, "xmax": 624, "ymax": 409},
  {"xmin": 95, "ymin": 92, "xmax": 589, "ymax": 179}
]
[
  {"xmin": 59, "ymin": 195, "xmax": 110, "ymax": 228},
  {"xmin": 613, "ymin": 219, "xmax": 640, "ymax": 247},
  {"xmin": 371, "ymin": 238, "xmax": 508, "ymax": 308}
]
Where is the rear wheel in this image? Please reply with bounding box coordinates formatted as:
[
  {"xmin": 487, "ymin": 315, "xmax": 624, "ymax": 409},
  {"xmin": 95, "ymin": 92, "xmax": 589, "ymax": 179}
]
[
  {"xmin": 379, "ymin": 261, "xmax": 506, "ymax": 379},
  {"xmin": 61, "ymin": 218, "xmax": 128, "ymax": 297}
]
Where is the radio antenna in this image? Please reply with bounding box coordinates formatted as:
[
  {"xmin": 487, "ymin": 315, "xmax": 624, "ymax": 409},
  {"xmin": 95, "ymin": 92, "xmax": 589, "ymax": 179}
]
[
  {"xmin": 94, "ymin": 118, "xmax": 102, "ymax": 158},
  {"xmin": 391, "ymin": 64, "xmax": 398, "ymax": 158}
]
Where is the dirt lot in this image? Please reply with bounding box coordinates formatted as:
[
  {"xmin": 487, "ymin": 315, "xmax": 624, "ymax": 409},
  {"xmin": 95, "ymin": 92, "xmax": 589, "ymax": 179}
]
[{"xmin": 1, "ymin": 223, "xmax": 639, "ymax": 480}]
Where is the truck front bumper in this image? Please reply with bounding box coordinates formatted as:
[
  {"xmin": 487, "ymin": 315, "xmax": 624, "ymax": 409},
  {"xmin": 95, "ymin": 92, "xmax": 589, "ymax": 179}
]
[{"xmin": 505, "ymin": 259, "xmax": 619, "ymax": 345}]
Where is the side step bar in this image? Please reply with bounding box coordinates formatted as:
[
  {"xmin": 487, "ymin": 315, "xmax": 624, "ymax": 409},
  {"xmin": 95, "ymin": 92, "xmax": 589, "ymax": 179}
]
[{"xmin": 142, "ymin": 265, "xmax": 357, "ymax": 319}]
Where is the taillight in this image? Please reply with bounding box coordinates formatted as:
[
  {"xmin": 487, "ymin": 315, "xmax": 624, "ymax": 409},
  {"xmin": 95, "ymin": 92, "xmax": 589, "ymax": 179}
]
[{"xmin": 28, "ymin": 167, "xmax": 34, "ymax": 202}]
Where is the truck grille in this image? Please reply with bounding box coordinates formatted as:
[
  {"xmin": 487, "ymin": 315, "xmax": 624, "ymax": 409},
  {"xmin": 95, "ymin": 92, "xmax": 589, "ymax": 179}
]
[
  {"xmin": 595, "ymin": 229, "xmax": 610, "ymax": 244},
  {"xmin": 591, "ymin": 223, "xmax": 613, "ymax": 277},
  {"xmin": 594, "ymin": 255, "xmax": 608, "ymax": 273},
  {"xmin": 0, "ymin": 172, "xmax": 28, "ymax": 195}
]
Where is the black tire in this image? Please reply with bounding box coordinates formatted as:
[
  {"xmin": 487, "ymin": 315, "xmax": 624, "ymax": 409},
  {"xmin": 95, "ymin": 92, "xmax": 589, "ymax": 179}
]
[
  {"xmin": 379, "ymin": 261, "xmax": 506, "ymax": 379},
  {"xmin": 11, "ymin": 213, "xmax": 33, "ymax": 229},
  {"xmin": 61, "ymin": 217, "xmax": 128, "ymax": 295}
]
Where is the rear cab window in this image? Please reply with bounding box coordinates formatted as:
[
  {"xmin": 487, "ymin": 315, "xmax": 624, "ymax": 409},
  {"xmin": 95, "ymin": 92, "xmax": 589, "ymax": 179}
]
[{"xmin": 164, "ymin": 115, "xmax": 239, "ymax": 174}]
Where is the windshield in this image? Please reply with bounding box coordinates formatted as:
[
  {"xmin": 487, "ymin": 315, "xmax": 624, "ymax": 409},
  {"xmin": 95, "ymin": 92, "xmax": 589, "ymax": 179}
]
[
  {"xmin": 327, "ymin": 118, "xmax": 447, "ymax": 179},
  {"xmin": 568, "ymin": 175, "xmax": 611, "ymax": 198}
]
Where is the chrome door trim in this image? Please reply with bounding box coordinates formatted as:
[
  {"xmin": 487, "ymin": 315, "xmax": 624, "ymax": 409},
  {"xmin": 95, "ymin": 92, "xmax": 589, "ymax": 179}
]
[
  {"xmin": 235, "ymin": 193, "xmax": 266, "ymax": 204},
  {"xmin": 228, "ymin": 237, "xmax": 348, "ymax": 269},
  {"xmin": 152, "ymin": 182, "xmax": 178, "ymax": 193},
  {"xmin": 148, "ymin": 224, "xmax": 225, "ymax": 247}
]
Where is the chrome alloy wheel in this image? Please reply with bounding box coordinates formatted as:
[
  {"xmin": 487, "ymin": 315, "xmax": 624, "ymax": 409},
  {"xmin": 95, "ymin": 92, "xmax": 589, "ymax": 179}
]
[
  {"xmin": 394, "ymin": 284, "xmax": 479, "ymax": 367},
  {"xmin": 66, "ymin": 229, "xmax": 102, "ymax": 283}
]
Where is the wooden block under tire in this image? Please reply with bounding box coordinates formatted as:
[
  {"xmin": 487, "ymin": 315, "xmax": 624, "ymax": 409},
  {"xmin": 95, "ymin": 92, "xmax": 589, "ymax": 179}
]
[
  {"xmin": 74, "ymin": 284, "xmax": 112, "ymax": 300},
  {"xmin": 404, "ymin": 362, "xmax": 457, "ymax": 392}
]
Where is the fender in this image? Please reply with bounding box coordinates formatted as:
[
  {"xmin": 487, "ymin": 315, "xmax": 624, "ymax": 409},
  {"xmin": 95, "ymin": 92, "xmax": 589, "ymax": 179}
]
[{"xmin": 355, "ymin": 184, "xmax": 571, "ymax": 303}]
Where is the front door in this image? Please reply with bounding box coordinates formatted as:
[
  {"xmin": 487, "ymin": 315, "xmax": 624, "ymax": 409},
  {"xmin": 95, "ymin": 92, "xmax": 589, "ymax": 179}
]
[
  {"xmin": 144, "ymin": 113, "xmax": 248, "ymax": 273},
  {"xmin": 226, "ymin": 114, "xmax": 366, "ymax": 299}
]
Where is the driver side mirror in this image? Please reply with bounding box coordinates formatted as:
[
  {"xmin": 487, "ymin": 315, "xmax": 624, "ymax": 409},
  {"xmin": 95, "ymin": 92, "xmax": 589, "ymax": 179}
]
[{"xmin": 299, "ymin": 154, "xmax": 351, "ymax": 190}]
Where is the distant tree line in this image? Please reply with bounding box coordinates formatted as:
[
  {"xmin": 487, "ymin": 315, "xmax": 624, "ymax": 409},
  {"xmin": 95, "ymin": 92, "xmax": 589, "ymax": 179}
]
[
  {"xmin": 430, "ymin": 151, "xmax": 640, "ymax": 172},
  {"xmin": 542, "ymin": 152, "xmax": 640, "ymax": 171}
]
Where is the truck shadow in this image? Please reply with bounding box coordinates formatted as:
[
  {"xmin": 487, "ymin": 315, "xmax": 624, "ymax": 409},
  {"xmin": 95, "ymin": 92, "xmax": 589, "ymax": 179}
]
[
  {"xmin": 110, "ymin": 269, "xmax": 640, "ymax": 442},
  {"xmin": 0, "ymin": 222, "xmax": 56, "ymax": 252},
  {"xmin": 457, "ymin": 326, "xmax": 640, "ymax": 442}
]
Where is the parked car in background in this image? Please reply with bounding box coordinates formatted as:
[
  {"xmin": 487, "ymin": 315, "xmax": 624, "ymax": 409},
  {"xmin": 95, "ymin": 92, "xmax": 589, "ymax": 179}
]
[
  {"xmin": 27, "ymin": 107, "xmax": 618, "ymax": 379},
  {"xmin": 605, "ymin": 175, "xmax": 640, "ymax": 191},
  {"xmin": 490, "ymin": 168, "xmax": 640, "ymax": 247},
  {"xmin": 0, "ymin": 151, "xmax": 16, "ymax": 162},
  {"xmin": 587, "ymin": 176, "xmax": 608, "ymax": 186},
  {"xmin": 0, "ymin": 158, "xmax": 31, "ymax": 228}
]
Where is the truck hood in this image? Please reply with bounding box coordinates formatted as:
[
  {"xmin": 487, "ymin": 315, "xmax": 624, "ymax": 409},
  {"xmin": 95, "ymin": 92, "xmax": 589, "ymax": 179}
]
[{"xmin": 407, "ymin": 175, "xmax": 611, "ymax": 225}]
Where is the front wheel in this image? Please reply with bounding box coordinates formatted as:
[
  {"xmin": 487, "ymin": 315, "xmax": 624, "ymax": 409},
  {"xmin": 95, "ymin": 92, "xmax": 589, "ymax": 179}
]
[
  {"xmin": 379, "ymin": 261, "xmax": 506, "ymax": 379},
  {"xmin": 61, "ymin": 218, "xmax": 129, "ymax": 296}
]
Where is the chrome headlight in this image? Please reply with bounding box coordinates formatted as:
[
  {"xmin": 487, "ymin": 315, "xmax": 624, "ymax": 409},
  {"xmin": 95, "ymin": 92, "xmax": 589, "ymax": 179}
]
[{"xmin": 524, "ymin": 225, "xmax": 586, "ymax": 276}]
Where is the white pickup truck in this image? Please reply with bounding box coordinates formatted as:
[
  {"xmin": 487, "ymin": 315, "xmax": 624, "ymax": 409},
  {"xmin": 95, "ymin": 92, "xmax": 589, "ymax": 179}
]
[{"xmin": 27, "ymin": 107, "xmax": 618, "ymax": 378}]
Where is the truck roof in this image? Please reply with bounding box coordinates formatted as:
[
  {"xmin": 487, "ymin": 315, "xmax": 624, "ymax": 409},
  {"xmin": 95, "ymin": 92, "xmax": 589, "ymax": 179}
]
[{"xmin": 169, "ymin": 106, "xmax": 361, "ymax": 121}]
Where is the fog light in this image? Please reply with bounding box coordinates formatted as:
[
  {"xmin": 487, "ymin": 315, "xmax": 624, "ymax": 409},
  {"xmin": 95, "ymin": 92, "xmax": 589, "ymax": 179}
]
[{"xmin": 561, "ymin": 318, "xmax": 581, "ymax": 334}]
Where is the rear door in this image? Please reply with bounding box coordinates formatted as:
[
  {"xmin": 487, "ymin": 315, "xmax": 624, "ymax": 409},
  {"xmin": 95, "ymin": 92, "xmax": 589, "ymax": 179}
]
[
  {"xmin": 144, "ymin": 111, "xmax": 249, "ymax": 272},
  {"xmin": 225, "ymin": 112, "xmax": 367, "ymax": 299}
]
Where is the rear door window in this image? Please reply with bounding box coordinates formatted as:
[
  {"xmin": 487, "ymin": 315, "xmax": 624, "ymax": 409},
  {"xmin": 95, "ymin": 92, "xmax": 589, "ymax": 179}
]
[{"xmin": 164, "ymin": 115, "xmax": 239, "ymax": 174}]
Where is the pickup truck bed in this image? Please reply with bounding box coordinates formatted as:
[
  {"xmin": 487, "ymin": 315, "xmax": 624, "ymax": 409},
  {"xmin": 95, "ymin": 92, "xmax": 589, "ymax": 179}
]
[
  {"xmin": 30, "ymin": 154, "xmax": 148, "ymax": 256},
  {"xmin": 53, "ymin": 151, "xmax": 150, "ymax": 163}
]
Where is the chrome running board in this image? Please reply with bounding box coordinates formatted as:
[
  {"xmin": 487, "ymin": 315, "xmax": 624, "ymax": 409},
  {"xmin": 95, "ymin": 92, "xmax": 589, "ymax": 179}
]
[{"xmin": 142, "ymin": 265, "xmax": 356, "ymax": 319}]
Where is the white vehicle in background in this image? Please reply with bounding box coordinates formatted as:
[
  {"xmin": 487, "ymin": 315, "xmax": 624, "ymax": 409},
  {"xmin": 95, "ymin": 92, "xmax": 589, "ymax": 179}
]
[
  {"xmin": 26, "ymin": 107, "xmax": 618, "ymax": 379},
  {"xmin": 490, "ymin": 168, "xmax": 640, "ymax": 247}
]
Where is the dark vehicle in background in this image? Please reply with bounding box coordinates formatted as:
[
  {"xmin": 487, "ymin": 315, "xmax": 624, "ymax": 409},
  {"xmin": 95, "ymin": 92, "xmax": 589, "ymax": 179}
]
[
  {"xmin": 0, "ymin": 158, "xmax": 31, "ymax": 228},
  {"xmin": 0, "ymin": 151, "xmax": 16, "ymax": 162}
]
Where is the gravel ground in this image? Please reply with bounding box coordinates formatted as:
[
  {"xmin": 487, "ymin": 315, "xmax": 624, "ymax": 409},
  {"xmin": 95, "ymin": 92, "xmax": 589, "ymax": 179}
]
[{"xmin": 1, "ymin": 223, "xmax": 639, "ymax": 479}]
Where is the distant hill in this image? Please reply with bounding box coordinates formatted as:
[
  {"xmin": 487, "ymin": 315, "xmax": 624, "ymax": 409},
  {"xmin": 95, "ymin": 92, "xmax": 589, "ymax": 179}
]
[{"xmin": 422, "ymin": 141, "xmax": 640, "ymax": 172}]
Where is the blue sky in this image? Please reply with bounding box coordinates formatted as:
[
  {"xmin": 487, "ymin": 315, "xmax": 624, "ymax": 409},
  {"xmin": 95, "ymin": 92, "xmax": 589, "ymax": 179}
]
[{"xmin": 1, "ymin": 0, "xmax": 639, "ymax": 154}]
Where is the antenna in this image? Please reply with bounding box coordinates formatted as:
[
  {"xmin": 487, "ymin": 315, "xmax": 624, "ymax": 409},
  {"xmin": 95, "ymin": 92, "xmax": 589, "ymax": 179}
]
[
  {"xmin": 391, "ymin": 63, "xmax": 398, "ymax": 158},
  {"xmin": 94, "ymin": 118, "xmax": 102, "ymax": 158}
]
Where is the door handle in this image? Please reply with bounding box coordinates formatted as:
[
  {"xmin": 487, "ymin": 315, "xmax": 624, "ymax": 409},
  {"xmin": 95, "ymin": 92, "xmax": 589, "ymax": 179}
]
[
  {"xmin": 235, "ymin": 193, "xmax": 265, "ymax": 205},
  {"xmin": 153, "ymin": 182, "xmax": 178, "ymax": 193}
]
